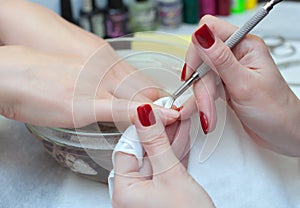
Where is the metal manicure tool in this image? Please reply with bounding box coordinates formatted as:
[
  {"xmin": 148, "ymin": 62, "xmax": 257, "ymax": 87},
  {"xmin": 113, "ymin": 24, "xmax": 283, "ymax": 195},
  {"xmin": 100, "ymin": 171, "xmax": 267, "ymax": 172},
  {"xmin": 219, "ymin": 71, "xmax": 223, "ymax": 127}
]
[{"xmin": 165, "ymin": 0, "xmax": 284, "ymax": 109}]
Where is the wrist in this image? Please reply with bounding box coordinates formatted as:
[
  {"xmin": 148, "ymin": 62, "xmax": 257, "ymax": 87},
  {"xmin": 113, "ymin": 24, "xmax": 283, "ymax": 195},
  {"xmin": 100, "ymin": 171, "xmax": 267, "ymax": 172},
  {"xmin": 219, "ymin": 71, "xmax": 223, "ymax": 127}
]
[
  {"xmin": 283, "ymin": 96, "xmax": 300, "ymax": 156},
  {"xmin": 290, "ymin": 98, "xmax": 300, "ymax": 141}
]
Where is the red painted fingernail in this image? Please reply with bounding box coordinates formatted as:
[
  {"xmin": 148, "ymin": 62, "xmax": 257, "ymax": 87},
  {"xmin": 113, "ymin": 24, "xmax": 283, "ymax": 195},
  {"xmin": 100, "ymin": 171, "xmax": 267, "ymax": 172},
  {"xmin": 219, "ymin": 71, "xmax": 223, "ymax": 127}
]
[
  {"xmin": 137, "ymin": 104, "xmax": 156, "ymax": 127},
  {"xmin": 181, "ymin": 63, "xmax": 187, "ymax": 81},
  {"xmin": 174, "ymin": 106, "xmax": 183, "ymax": 112},
  {"xmin": 194, "ymin": 24, "xmax": 215, "ymax": 49},
  {"xmin": 200, "ymin": 111, "xmax": 209, "ymax": 134}
]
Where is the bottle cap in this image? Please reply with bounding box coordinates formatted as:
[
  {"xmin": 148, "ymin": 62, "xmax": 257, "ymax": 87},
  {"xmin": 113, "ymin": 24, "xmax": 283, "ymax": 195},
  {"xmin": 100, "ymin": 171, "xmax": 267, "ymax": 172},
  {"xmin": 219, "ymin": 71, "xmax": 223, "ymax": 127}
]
[{"xmin": 108, "ymin": 0, "xmax": 125, "ymax": 9}]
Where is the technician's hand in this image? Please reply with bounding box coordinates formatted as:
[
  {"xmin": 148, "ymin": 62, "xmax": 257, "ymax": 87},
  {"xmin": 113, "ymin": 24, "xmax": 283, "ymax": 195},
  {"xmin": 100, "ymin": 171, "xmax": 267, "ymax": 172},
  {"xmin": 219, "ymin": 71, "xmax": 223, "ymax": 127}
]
[
  {"xmin": 113, "ymin": 104, "xmax": 214, "ymax": 208},
  {"xmin": 181, "ymin": 15, "xmax": 300, "ymax": 156}
]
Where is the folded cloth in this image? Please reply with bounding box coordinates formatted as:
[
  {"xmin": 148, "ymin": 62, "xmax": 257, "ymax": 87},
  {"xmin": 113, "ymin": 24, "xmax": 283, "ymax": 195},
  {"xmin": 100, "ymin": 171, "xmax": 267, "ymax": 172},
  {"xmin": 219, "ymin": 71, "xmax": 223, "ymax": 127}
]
[
  {"xmin": 108, "ymin": 95, "xmax": 191, "ymax": 198},
  {"xmin": 108, "ymin": 98, "xmax": 300, "ymax": 207}
]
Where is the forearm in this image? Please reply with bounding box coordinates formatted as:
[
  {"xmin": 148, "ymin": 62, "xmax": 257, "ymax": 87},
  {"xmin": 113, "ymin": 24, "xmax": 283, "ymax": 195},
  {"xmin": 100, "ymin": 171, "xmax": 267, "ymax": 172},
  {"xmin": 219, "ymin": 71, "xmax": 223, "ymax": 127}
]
[{"xmin": 0, "ymin": 0, "xmax": 106, "ymax": 57}]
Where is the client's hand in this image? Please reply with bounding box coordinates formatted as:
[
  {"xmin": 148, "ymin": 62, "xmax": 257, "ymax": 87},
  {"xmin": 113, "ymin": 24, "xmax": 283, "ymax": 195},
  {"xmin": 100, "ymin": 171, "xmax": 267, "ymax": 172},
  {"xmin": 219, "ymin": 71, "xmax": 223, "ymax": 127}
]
[
  {"xmin": 112, "ymin": 104, "xmax": 214, "ymax": 208},
  {"xmin": 0, "ymin": 0, "xmax": 162, "ymax": 128},
  {"xmin": 0, "ymin": 45, "xmax": 161, "ymax": 128},
  {"xmin": 181, "ymin": 15, "xmax": 300, "ymax": 156}
]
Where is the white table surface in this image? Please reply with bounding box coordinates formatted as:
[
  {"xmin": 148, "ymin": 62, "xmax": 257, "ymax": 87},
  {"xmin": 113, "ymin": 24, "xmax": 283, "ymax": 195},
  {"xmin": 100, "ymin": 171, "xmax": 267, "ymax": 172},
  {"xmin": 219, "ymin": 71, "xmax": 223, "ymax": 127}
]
[{"xmin": 1, "ymin": 1, "xmax": 299, "ymax": 208}]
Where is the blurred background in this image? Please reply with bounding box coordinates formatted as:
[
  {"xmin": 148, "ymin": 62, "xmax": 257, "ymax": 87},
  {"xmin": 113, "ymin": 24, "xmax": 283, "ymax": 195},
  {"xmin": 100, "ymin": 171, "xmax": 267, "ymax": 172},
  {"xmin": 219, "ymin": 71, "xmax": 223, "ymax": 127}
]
[{"xmin": 27, "ymin": 0, "xmax": 300, "ymax": 39}]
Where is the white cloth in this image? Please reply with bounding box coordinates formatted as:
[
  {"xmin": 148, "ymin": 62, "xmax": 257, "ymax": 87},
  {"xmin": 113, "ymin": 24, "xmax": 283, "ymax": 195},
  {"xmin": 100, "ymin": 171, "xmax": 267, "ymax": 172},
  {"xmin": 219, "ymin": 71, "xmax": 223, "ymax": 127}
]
[
  {"xmin": 108, "ymin": 96, "xmax": 191, "ymax": 198},
  {"xmin": 108, "ymin": 98, "xmax": 300, "ymax": 207}
]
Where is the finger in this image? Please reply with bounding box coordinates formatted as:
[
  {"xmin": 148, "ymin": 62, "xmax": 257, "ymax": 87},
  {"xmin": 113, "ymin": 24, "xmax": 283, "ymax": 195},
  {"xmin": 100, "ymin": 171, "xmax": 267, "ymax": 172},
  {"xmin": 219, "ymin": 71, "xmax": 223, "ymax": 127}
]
[
  {"xmin": 193, "ymin": 71, "xmax": 218, "ymax": 134},
  {"xmin": 180, "ymin": 95, "xmax": 198, "ymax": 120},
  {"xmin": 191, "ymin": 23, "xmax": 249, "ymax": 93},
  {"xmin": 135, "ymin": 104, "xmax": 180, "ymax": 176},
  {"xmin": 181, "ymin": 15, "xmax": 238, "ymax": 82},
  {"xmin": 182, "ymin": 44, "xmax": 203, "ymax": 80},
  {"xmin": 114, "ymin": 152, "xmax": 144, "ymax": 188},
  {"xmin": 139, "ymin": 156, "xmax": 153, "ymax": 179},
  {"xmin": 94, "ymin": 99, "xmax": 179, "ymax": 124},
  {"xmin": 110, "ymin": 61, "xmax": 163, "ymax": 101},
  {"xmin": 110, "ymin": 80, "xmax": 154, "ymax": 103},
  {"xmin": 199, "ymin": 15, "xmax": 238, "ymax": 41},
  {"xmin": 168, "ymin": 119, "xmax": 191, "ymax": 169}
]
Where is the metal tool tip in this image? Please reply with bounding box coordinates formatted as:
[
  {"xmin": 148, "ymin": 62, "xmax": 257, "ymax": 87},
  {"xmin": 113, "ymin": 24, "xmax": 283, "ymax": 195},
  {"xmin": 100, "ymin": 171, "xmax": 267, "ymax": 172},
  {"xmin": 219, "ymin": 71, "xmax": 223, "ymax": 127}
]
[
  {"xmin": 164, "ymin": 96, "xmax": 174, "ymax": 109},
  {"xmin": 274, "ymin": 0, "xmax": 284, "ymax": 3},
  {"xmin": 264, "ymin": 0, "xmax": 284, "ymax": 11}
]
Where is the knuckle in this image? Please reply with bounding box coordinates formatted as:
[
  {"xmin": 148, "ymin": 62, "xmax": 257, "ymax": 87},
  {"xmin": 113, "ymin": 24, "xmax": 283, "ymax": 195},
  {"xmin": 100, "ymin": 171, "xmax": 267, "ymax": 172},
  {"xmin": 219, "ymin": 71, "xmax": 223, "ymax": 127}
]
[
  {"xmin": 142, "ymin": 129, "xmax": 164, "ymax": 144},
  {"xmin": 141, "ymin": 88, "xmax": 160, "ymax": 101},
  {"xmin": 211, "ymin": 45, "xmax": 234, "ymax": 69},
  {"xmin": 142, "ymin": 129, "xmax": 167, "ymax": 148},
  {"xmin": 253, "ymin": 36, "xmax": 270, "ymax": 53},
  {"xmin": 246, "ymin": 35, "xmax": 269, "ymax": 53},
  {"xmin": 251, "ymin": 35, "xmax": 264, "ymax": 45},
  {"xmin": 0, "ymin": 105, "xmax": 18, "ymax": 120}
]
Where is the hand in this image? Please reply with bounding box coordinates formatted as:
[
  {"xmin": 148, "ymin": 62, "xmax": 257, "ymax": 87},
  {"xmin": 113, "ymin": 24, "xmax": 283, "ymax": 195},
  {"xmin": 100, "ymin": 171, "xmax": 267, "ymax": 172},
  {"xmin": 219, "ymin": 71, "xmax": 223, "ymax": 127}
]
[
  {"xmin": 181, "ymin": 15, "xmax": 300, "ymax": 156},
  {"xmin": 0, "ymin": 1, "xmax": 162, "ymax": 128},
  {"xmin": 0, "ymin": 45, "xmax": 161, "ymax": 128},
  {"xmin": 112, "ymin": 104, "xmax": 214, "ymax": 208},
  {"xmin": 0, "ymin": 0, "xmax": 104, "ymax": 57}
]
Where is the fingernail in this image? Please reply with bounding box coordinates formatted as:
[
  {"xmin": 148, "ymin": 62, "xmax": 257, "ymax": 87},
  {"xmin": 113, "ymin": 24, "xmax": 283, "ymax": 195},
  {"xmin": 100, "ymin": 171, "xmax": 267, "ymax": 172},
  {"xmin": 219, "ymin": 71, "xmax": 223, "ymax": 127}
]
[
  {"xmin": 181, "ymin": 63, "xmax": 187, "ymax": 81},
  {"xmin": 174, "ymin": 106, "xmax": 183, "ymax": 112},
  {"xmin": 194, "ymin": 24, "xmax": 215, "ymax": 49},
  {"xmin": 137, "ymin": 104, "xmax": 156, "ymax": 127},
  {"xmin": 200, "ymin": 111, "xmax": 209, "ymax": 134}
]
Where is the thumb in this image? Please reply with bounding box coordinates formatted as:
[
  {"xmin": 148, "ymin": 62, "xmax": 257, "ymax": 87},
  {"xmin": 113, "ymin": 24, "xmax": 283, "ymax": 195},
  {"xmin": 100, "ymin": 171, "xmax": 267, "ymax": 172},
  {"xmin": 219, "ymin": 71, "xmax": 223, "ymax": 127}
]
[
  {"xmin": 134, "ymin": 104, "xmax": 180, "ymax": 175},
  {"xmin": 192, "ymin": 24, "xmax": 249, "ymax": 89}
]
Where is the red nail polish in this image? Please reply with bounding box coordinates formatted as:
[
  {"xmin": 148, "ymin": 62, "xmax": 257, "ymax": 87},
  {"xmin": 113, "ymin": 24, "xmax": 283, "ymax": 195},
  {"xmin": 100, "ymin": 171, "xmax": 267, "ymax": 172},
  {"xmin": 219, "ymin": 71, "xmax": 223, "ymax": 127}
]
[
  {"xmin": 174, "ymin": 106, "xmax": 183, "ymax": 112},
  {"xmin": 137, "ymin": 104, "xmax": 156, "ymax": 127},
  {"xmin": 194, "ymin": 24, "xmax": 215, "ymax": 49},
  {"xmin": 181, "ymin": 63, "xmax": 187, "ymax": 81},
  {"xmin": 200, "ymin": 112, "xmax": 209, "ymax": 134}
]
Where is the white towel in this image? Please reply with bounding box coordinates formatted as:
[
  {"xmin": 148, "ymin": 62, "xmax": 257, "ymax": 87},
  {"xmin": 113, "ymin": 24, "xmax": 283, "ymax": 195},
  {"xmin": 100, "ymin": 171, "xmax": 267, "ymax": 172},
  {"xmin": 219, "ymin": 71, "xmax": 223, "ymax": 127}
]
[
  {"xmin": 108, "ymin": 95, "xmax": 192, "ymax": 198},
  {"xmin": 108, "ymin": 98, "xmax": 300, "ymax": 207}
]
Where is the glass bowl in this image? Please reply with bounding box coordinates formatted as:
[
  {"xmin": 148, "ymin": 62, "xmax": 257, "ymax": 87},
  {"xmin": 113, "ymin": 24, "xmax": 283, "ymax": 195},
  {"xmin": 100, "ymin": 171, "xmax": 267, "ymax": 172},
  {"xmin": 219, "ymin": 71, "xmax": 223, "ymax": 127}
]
[{"xmin": 25, "ymin": 33, "xmax": 190, "ymax": 183}]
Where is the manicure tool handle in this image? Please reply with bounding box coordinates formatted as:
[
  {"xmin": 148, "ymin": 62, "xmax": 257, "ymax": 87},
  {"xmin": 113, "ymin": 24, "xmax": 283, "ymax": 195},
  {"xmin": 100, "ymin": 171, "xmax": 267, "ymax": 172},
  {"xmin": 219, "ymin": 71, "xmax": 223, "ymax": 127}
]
[
  {"xmin": 225, "ymin": 7, "xmax": 268, "ymax": 48},
  {"xmin": 172, "ymin": 7, "xmax": 269, "ymax": 100}
]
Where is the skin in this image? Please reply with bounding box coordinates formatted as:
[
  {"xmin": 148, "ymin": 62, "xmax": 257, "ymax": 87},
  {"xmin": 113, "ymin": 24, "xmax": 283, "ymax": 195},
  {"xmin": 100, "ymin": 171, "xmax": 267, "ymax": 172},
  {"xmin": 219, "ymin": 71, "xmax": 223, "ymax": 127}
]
[
  {"xmin": 0, "ymin": 0, "xmax": 173, "ymax": 128},
  {"xmin": 2, "ymin": 1, "xmax": 298, "ymax": 206},
  {"xmin": 181, "ymin": 15, "xmax": 300, "ymax": 156},
  {"xmin": 113, "ymin": 15, "xmax": 300, "ymax": 208},
  {"xmin": 113, "ymin": 108, "xmax": 214, "ymax": 208}
]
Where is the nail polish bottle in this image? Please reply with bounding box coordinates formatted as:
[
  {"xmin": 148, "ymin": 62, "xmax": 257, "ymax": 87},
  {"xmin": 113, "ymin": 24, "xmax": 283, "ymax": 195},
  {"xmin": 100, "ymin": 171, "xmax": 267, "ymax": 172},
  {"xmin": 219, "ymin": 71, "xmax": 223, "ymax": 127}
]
[
  {"xmin": 91, "ymin": 1, "xmax": 106, "ymax": 38},
  {"xmin": 199, "ymin": 0, "xmax": 216, "ymax": 18},
  {"xmin": 129, "ymin": 0, "xmax": 158, "ymax": 32},
  {"xmin": 231, "ymin": 0, "xmax": 245, "ymax": 13},
  {"xmin": 216, "ymin": 0, "xmax": 230, "ymax": 16},
  {"xmin": 60, "ymin": 0, "xmax": 77, "ymax": 25},
  {"xmin": 78, "ymin": 0, "xmax": 105, "ymax": 38},
  {"xmin": 79, "ymin": 0, "xmax": 94, "ymax": 32},
  {"xmin": 182, "ymin": 0, "xmax": 199, "ymax": 24},
  {"xmin": 105, "ymin": 0, "xmax": 129, "ymax": 38},
  {"xmin": 157, "ymin": 0, "xmax": 182, "ymax": 28},
  {"xmin": 246, "ymin": 0, "xmax": 257, "ymax": 10}
]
